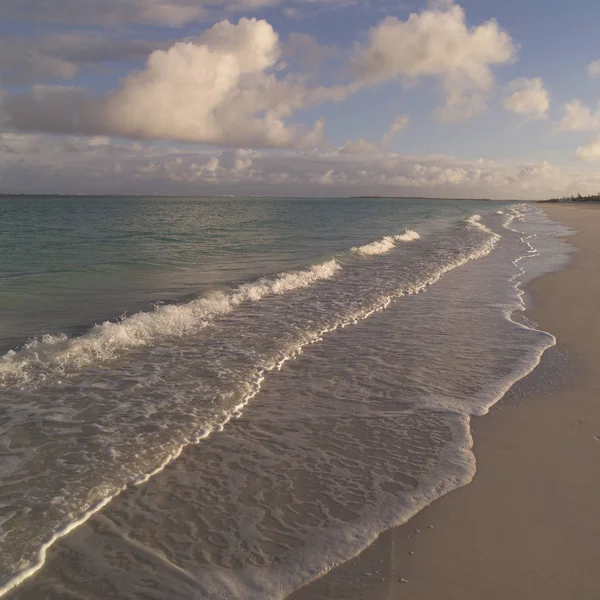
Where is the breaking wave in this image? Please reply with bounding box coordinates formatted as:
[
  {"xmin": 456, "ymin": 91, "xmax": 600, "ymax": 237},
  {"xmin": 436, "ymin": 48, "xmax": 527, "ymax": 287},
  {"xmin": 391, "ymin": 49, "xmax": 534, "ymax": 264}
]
[
  {"xmin": 0, "ymin": 260, "xmax": 341, "ymax": 385},
  {"xmin": 0, "ymin": 211, "xmax": 539, "ymax": 599},
  {"xmin": 351, "ymin": 229, "xmax": 421, "ymax": 256},
  {"xmin": 0, "ymin": 228, "xmax": 424, "ymax": 387}
]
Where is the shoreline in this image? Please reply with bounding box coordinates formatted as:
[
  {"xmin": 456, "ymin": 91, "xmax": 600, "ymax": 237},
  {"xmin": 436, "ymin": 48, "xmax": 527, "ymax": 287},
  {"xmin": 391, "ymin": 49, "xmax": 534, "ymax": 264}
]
[{"xmin": 289, "ymin": 203, "xmax": 600, "ymax": 600}]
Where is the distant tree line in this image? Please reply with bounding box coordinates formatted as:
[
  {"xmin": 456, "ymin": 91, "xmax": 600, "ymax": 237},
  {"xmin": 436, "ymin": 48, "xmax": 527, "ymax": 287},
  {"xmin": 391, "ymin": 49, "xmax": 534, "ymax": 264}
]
[{"xmin": 541, "ymin": 192, "xmax": 600, "ymax": 203}]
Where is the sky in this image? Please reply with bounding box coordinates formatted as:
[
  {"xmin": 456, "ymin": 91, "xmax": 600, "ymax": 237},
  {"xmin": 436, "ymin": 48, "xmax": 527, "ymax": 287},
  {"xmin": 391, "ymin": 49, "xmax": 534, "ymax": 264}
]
[{"xmin": 1, "ymin": 0, "xmax": 600, "ymax": 199}]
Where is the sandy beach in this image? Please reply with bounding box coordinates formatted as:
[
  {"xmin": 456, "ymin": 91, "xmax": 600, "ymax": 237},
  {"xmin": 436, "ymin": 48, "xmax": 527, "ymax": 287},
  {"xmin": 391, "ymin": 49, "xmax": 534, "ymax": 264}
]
[{"xmin": 289, "ymin": 203, "xmax": 600, "ymax": 600}]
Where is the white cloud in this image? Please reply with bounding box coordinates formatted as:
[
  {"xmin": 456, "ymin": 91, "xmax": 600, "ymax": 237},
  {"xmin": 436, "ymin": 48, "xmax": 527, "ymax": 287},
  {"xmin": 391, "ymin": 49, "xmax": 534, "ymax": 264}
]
[
  {"xmin": 353, "ymin": 1, "xmax": 516, "ymax": 121},
  {"xmin": 558, "ymin": 100, "xmax": 600, "ymax": 161},
  {"xmin": 559, "ymin": 99, "xmax": 600, "ymax": 131},
  {"xmin": 587, "ymin": 60, "xmax": 600, "ymax": 78},
  {"xmin": 339, "ymin": 139, "xmax": 384, "ymax": 154},
  {"xmin": 3, "ymin": 132, "xmax": 600, "ymax": 200},
  {"xmin": 0, "ymin": 4, "xmax": 521, "ymax": 146},
  {"xmin": 1, "ymin": 18, "xmax": 355, "ymax": 148},
  {"xmin": 340, "ymin": 115, "xmax": 409, "ymax": 154},
  {"xmin": 218, "ymin": 148, "xmax": 254, "ymax": 172},
  {"xmin": 576, "ymin": 136, "xmax": 600, "ymax": 161},
  {"xmin": 435, "ymin": 90, "xmax": 487, "ymax": 123},
  {"xmin": 503, "ymin": 77, "xmax": 550, "ymax": 120},
  {"xmin": 381, "ymin": 115, "xmax": 409, "ymax": 147}
]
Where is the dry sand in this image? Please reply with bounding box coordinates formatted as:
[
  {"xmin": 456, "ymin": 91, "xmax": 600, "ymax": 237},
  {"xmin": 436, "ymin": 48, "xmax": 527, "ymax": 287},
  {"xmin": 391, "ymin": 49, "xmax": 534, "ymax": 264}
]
[{"xmin": 289, "ymin": 203, "xmax": 600, "ymax": 600}]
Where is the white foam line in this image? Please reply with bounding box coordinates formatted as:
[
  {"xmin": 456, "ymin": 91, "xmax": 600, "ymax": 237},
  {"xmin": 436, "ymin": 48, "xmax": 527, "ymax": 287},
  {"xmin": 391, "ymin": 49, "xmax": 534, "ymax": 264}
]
[
  {"xmin": 0, "ymin": 494, "xmax": 116, "ymax": 597},
  {"xmin": 0, "ymin": 226, "xmax": 422, "ymax": 388},
  {"xmin": 0, "ymin": 217, "xmax": 498, "ymax": 598},
  {"xmin": 351, "ymin": 229, "xmax": 420, "ymax": 256},
  {"xmin": 253, "ymin": 207, "xmax": 567, "ymax": 600},
  {"xmin": 1, "ymin": 228, "xmax": 422, "ymax": 387},
  {"xmin": 0, "ymin": 260, "xmax": 342, "ymax": 387},
  {"xmin": 464, "ymin": 204, "xmax": 558, "ymax": 419},
  {"xmin": 259, "ymin": 206, "xmax": 564, "ymax": 600}
]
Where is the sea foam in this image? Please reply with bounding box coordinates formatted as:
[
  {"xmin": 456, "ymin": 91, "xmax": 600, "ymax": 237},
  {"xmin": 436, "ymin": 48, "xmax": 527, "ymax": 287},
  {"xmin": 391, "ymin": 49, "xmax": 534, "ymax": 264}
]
[
  {"xmin": 0, "ymin": 260, "xmax": 341, "ymax": 385},
  {"xmin": 351, "ymin": 229, "xmax": 420, "ymax": 256},
  {"xmin": 0, "ymin": 228, "xmax": 422, "ymax": 386},
  {"xmin": 3, "ymin": 207, "xmax": 571, "ymax": 600}
]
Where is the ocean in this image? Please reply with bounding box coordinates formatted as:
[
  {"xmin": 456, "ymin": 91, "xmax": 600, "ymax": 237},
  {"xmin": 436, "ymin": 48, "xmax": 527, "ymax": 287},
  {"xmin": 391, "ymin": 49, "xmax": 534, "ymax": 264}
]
[{"xmin": 0, "ymin": 196, "xmax": 571, "ymax": 599}]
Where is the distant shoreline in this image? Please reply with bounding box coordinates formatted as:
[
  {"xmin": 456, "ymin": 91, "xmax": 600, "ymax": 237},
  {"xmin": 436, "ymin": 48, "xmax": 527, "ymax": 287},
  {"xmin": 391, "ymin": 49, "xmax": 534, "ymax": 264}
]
[
  {"xmin": 538, "ymin": 194, "xmax": 600, "ymax": 204},
  {"xmin": 0, "ymin": 193, "xmax": 494, "ymax": 200},
  {"xmin": 537, "ymin": 199, "xmax": 600, "ymax": 204}
]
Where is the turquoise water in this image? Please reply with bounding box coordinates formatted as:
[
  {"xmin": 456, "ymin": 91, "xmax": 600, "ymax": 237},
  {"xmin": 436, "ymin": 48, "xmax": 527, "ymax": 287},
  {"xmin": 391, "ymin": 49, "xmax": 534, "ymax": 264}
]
[
  {"xmin": 0, "ymin": 196, "xmax": 489, "ymax": 352},
  {"xmin": 0, "ymin": 197, "xmax": 570, "ymax": 599}
]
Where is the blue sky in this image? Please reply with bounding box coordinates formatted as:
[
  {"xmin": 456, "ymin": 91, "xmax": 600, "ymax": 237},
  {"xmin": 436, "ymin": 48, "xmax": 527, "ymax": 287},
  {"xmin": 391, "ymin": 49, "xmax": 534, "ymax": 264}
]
[{"xmin": 1, "ymin": 0, "xmax": 600, "ymax": 198}]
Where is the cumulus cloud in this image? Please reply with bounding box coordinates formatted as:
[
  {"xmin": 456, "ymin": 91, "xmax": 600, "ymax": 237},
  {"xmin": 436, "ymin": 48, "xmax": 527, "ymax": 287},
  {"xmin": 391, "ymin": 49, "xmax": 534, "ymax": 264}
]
[
  {"xmin": 503, "ymin": 77, "xmax": 550, "ymax": 120},
  {"xmin": 1, "ymin": 18, "xmax": 354, "ymax": 148},
  {"xmin": 218, "ymin": 148, "xmax": 254, "ymax": 171},
  {"xmin": 381, "ymin": 115, "xmax": 409, "ymax": 147},
  {"xmin": 0, "ymin": 3, "xmax": 520, "ymax": 147},
  {"xmin": 339, "ymin": 138, "xmax": 383, "ymax": 154},
  {"xmin": 3, "ymin": 132, "xmax": 599, "ymax": 200},
  {"xmin": 559, "ymin": 99, "xmax": 600, "ymax": 131},
  {"xmin": 353, "ymin": 1, "xmax": 516, "ymax": 121},
  {"xmin": 587, "ymin": 60, "xmax": 600, "ymax": 78},
  {"xmin": 558, "ymin": 100, "xmax": 600, "ymax": 160},
  {"xmin": 576, "ymin": 136, "xmax": 600, "ymax": 161}
]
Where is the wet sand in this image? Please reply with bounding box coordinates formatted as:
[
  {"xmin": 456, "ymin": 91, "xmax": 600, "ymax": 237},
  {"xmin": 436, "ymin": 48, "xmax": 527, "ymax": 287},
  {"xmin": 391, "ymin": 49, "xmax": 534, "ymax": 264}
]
[{"xmin": 289, "ymin": 203, "xmax": 600, "ymax": 600}]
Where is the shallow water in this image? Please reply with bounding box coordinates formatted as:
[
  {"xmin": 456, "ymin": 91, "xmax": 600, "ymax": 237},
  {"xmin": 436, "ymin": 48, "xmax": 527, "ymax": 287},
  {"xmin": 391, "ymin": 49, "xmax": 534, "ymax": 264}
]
[{"xmin": 0, "ymin": 197, "xmax": 571, "ymax": 598}]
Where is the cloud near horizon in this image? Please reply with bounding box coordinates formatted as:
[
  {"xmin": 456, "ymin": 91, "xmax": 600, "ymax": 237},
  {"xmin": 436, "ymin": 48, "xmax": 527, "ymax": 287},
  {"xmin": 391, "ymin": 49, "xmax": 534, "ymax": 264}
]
[
  {"xmin": 2, "ymin": 132, "xmax": 599, "ymax": 199},
  {"xmin": 0, "ymin": 0, "xmax": 598, "ymax": 193}
]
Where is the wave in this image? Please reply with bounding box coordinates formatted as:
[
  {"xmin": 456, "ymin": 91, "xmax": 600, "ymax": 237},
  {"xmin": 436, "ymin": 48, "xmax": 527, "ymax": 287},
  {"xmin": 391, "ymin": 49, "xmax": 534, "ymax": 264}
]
[
  {"xmin": 0, "ymin": 228, "xmax": 421, "ymax": 387},
  {"xmin": 1, "ymin": 206, "xmax": 569, "ymax": 600},
  {"xmin": 351, "ymin": 229, "xmax": 420, "ymax": 256},
  {"xmin": 0, "ymin": 260, "xmax": 341, "ymax": 386},
  {"xmin": 0, "ymin": 214, "xmax": 509, "ymax": 597}
]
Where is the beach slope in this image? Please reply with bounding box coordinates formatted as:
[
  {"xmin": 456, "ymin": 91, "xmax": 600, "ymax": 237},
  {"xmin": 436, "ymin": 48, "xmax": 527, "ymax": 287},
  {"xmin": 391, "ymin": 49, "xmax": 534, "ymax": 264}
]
[{"xmin": 289, "ymin": 203, "xmax": 600, "ymax": 600}]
